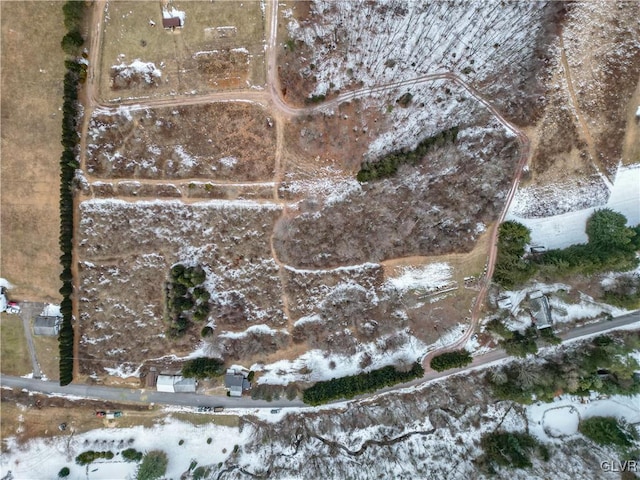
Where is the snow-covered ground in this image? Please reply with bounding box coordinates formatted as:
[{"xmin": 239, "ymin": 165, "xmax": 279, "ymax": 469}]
[
  {"xmin": 252, "ymin": 330, "xmax": 426, "ymax": 385},
  {"xmin": 0, "ymin": 416, "xmax": 248, "ymax": 480},
  {"xmin": 527, "ymin": 394, "xmax": 640, "ymax": 442},
  {"xmin": 506, "ymin": 164, "xmax": 640, "ymax": 250},
  {"xmin": 386, "ymin": 262, "xmax": 453, "ymax": 293}
]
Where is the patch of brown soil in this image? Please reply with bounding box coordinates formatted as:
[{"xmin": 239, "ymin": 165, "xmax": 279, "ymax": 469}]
[{"xmin": 86, "ymin": 103, "xmax": 276, "ymax": 182}]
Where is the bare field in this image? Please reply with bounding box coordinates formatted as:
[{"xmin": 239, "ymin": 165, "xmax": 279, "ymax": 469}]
[
  {"xmin": 0, "ymin": 1, "xmax": 65, "ymax": 301},
  {"xmin": 99, "ymin": 1, "xmax": 266, "ymax": 101},
  {"xmin": 77, "ymin": 199, "xmax": 285, "ymax": 376},
  {"xmin": 86, "ymin": 103, "xmax": 276, "ymax": 181}
]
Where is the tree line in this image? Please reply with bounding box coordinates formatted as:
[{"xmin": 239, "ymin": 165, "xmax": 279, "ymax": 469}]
[
  {"xmin": 302, "ymin": 362, "xmax": 424, "ymax": 405},
  {"xmin": 430, "ymin": 349, "xmax": 472, "ymax": 371},
  {"xmin": 494, "ymin": 209, "xmax": 640, "ymax": 289},
  {"xmin": 357, "ymin": 126, "xmax": 459, "ymax": 182},
  {"xmin": 58, "ymin": 1, "xmax": 86, "ymax": 386}
]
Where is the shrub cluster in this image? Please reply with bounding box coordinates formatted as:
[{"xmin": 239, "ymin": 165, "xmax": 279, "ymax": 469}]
[
  {"xmin": 488, "ymin": 333, "xmax": 640, "ymax": 404},
  {"xmin": 75, "ymin": 450, "xmax": 114, "ymax": 466},
  {"xmin": 357, "ymin": 126, "xmax": 459, "ymax": 182},
  {"xmin": 165, "ymin": 264, "xmax": 210, "ymax": 338},
  {"xmin": 302, "ymin": 362, "xmax": 424, "ymax": 405},
  {"xmin": 181, "ymin": 357, "xmax": 225, "ymax": 379},
  {"xmin": 121, "ymin": 448, "xmax": 143, "ymax": 462},
  {"xmin": 58, "ymin": 1, "xmax": 86, "ymax": 386},
  {"xmin": 478, "ymin": 431, "xmax": 548, "ymax": 473},
  {"xmin": 579, "ymin": 416, "xmax": 636, "ymax": 448},
  {"xmin": 430, "ymin": 350, "xmax": 472, "ymax": 372}
]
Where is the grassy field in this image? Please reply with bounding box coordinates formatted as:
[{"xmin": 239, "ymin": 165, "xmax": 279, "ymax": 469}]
[
  {"xmin": 0, "ymin": 1, "xmax": 65, "ymax": 301},
  {"xmin": 0, "ymin": 314, "xmax": 30, "ymax": 376},
  {"xmin": 32, "ymin": 335, "xmax": 60, "ymax": 381},
  {"xmin": 99, "ymin": 1, "xmax": 266, "ymax": 101}
]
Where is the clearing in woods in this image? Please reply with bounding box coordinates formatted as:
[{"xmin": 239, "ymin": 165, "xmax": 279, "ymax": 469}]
[{"xmin": 0, "ymin": 1, "xmax": 66, "ymax": 301}]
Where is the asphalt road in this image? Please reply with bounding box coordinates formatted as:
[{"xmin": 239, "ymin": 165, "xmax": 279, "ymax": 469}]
[{"xmin": 1, "ymin": 311, "xmax": 637, "ymax": 410}]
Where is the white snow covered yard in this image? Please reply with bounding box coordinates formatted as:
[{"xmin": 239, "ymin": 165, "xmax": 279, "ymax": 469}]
[
  {"xmin": 506, "ymin": 164, "xmax": 640, "ymax": 250},
  {"xmin": 0, "ymin": 417, "xmax": 247, "ymax": 480}
]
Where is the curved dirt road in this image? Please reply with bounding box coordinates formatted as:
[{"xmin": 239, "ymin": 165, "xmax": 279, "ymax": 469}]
[{"xmin": 77, "ymin": 0, "xmax": 533, "ymax": 380}]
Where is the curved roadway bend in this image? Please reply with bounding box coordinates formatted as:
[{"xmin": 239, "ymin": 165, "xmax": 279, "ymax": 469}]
[{"xmin": 1, "ymin": 312, "xmax": 638, "ymax": 409}]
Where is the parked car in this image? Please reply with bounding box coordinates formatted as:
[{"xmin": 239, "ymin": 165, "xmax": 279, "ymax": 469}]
[
  {"xmin": 95, "ymin": 411, "xmax": 106, "ymax": 417},
  {"xmin": 113, "ymin": 411, "xmax": 123, "ymax": 418},
  {"xmin": 197, "ymin": 406, "xmax": 212, "ymax": 412},
  {"xmin": 213, "ymin": 406, "xmax": 224, "ymax": 412},
  {"xmin": 270, "ymin": 409, "xmax": 281, "ymax": 414}
]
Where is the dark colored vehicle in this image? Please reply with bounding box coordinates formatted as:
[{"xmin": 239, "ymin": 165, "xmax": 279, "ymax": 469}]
[
  {"xmin": 213, "ymin": 406, "xmax": 224, "ymax": 412},
  {"xmin": 197, "ymin": 406, "xmax": 212, "ymax": 412}
]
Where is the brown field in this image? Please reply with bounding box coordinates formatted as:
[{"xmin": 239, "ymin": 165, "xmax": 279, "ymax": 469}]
[
  {"xmin": 76, "ymin": 200, "xmax": 285, "ymax": 376},
  {"xmin": 98, "ymin": 1, "xmax": 265, "ymax": 101},
  {"xmin": 0, "ymin": 314, "xmax": 30, "ymax": 376},
  {"xmin": 0, "ymin": 1, "xmax": 65, "ymax": 301},
  {"xmin": 86, "ymin": 103, "xmax": 276, "ymax": 181},
  {"xmin": 32, "ymin": 334, "xmax": 60, "ymax": 381}
]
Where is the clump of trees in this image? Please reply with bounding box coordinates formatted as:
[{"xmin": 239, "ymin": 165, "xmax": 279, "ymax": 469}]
[
  {"xmin": 58, "ymin": 1, "xmax": 87, "ymax": 387},
  {"xmin": 357, "ymin": 126, "xmax": 459, "ymax": 182},
  {"xmin": 493, "ymin": 221, "xmax": 536, "ymax": 288},
  {"xmin": 75, "ymin": 450, "xmax": 114, "ymax": 465},
  {"xmin": 58, "ymin": 467, "xmax": 70, "ymax": 478},
  {"xmin": 122, "ymin": 448, "xmax": 143, "ymax": 462},
  {"xmin": 165, "ymin": 264, "xmax": 210, "ymax": 338},
  {"xmin": 579, "ymin": 416, "xmax": 637, "ymax": 449},
  {"xmin": 495, "ymin": 210, "xmax": 640, "ymax": 289},
  {"xmin": 539, "ymin": 209, "xmax": 639, "ymax": 276},
  {"xmin": 136, "ymin": 450, "xmax": 168, "ymax": 480},
  {"xmin": 430, "ymin": 350, "xmax": 472, "ymax": 372},
  {"xmin": 477, "ymin": 431, "xmax": 549, "ymax": 473},
  {"xmin": 302, "ymin": 362, "xmax": 424, "ymax": 405},
  {"xmin": 488, "ymin": 333, "xmax": 640, "ymax": 404},
  {"xmin": 181, "ymin": 357, "xmax": 225, "ymax": 379}
]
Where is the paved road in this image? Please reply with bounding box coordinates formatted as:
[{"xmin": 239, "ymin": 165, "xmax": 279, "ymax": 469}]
[{"xmin": 2, "ymin": 311, "xmax": 637, "ymax": 410}]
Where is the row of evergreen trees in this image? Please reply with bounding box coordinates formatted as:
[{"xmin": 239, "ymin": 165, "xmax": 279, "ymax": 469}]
[
  {"xmin": 430, "ymin": 349, "xmax": 472, "ymax": 372},
  {"xmin": 58, "ymin": 1, "xmax": 86, "ymax": 386},
  {"xmin": 357, "ymin": 126, "xmax": 459, "ymax": 182},
  {"xmin": 302, "ymin": 362, "xmax": 424, "ymax": 405}
]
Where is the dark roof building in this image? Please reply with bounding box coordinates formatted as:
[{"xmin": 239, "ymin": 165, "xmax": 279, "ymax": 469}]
[{"xmin": 162, "ymin": 17, "xmax": 182, "ymax": 29}]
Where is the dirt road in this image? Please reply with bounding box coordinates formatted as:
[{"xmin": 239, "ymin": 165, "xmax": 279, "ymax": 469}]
[{"xmin": 77, "ymin": 0, "xmax": 534, "ymax": 379}]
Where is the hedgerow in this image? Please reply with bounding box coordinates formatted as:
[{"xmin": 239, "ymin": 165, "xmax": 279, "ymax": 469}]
[
  {"xmin": 302, "ymin": 362, "xmax": 424, "ymax": 405},
  {"xmin": 58, "ymin": 1, "xmax": 86, "ymax": 386}
]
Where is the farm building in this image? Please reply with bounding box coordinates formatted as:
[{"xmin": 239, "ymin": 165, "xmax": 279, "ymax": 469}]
[
  {"xmin": 156, "ymin": 374, "xmax": 196, "ymax": 393},
  {"xmin": 162, "ymin": 16, "xmax": 182, "ymax": 29},
  {"xmin": 224, "ymin": 369, "xmax": 249, "ymax": 397},
  {"xmin": 33, "ymin": 315, "xmax": 61, "ymax": 336},
  {"xmin": 529, "ymin": 291, "xmax": 553, "ymax": 329}
]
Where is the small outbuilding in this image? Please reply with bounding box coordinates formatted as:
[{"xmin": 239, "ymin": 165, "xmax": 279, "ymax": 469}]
[
  {"xmin": 224, "ymin": 369, "xmax": 246, "ymax": 397},
  {"xmin": 162, "ymin": 16, "xmax": 182, "ymax": 29},
  {"xmin": 34, "ymin": 315, "xmax": 61, "ymax": 336},
  {"xmin": 529, "ymin": 291, "xmax": 553, "ymax": 329},
  {"xmin": 156, "ymin": 374, "xmax": 196, "ymax": 393}
]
